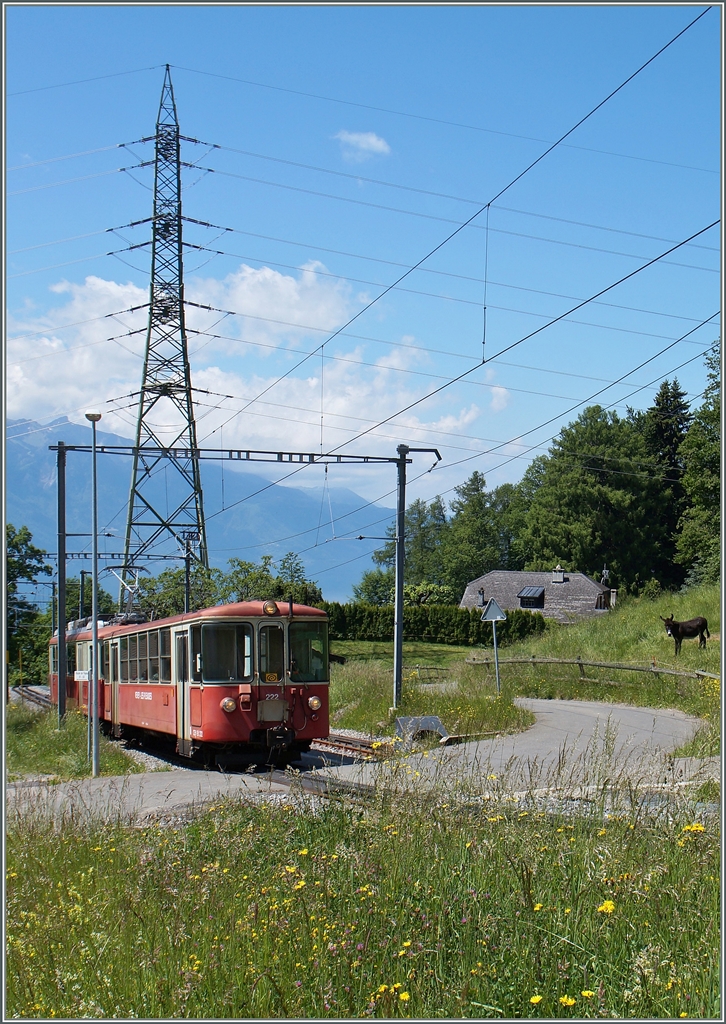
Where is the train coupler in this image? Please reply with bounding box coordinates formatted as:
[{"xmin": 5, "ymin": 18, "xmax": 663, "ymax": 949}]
[{"xmin": 266, "ymin": 724, "xmax": 295, "ymax": 749}]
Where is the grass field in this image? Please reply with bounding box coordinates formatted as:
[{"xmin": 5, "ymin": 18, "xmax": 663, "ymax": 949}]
[
  {"xmin": 329, "ymin": 585, "xmax": 721, "ymax": 752},
  {"xmin": 5, "ymin": 584, "xmax": 720, "ymax": 1018},
  {"xmin": 5, "ymin": 705, "xmax": 143, "ymax": 782},
  {"xmin": 6, "ymin": 780, "xmax": 719, "ymax": 1019}
]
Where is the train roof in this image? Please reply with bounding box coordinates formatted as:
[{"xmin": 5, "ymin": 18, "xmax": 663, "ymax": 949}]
[{"xmin": 50, "ymin": 600, "xmax": 327, "ymax": 643}]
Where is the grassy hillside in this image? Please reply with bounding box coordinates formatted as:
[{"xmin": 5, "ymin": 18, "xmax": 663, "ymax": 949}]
[{"xmin": 329, "ymin": 585, "xmax": 720, "ymax": 748}]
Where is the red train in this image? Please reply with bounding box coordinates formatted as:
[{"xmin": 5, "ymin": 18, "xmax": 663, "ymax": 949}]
[{"xmin": 49, "ymin": 599, "xmax": 330, "ymax": 766}]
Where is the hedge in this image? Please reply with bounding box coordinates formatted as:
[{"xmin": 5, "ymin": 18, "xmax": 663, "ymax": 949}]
[{"xmin": 319, "ymin": 602, "xmax": 546, "ymax": 646}]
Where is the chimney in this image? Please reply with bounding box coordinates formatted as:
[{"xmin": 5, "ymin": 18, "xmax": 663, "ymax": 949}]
[
  {"xmin": 610, "ymin": 589, "xmax": 617, "ymax": 608},
  {"xmin": 552, "ymin": 565, "xmax": 565, "ymax": 584}
]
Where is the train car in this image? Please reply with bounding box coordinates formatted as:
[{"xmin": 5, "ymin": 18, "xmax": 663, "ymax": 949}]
[{"xmin": 48, "ymin": 599, "xmax": 330, "ymax": 766}]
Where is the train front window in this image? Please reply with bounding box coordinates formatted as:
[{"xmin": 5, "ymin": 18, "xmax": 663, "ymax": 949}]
[
  {"xmin": 201, "ymin": 624, "xmax": 253, "ymax": 683},
  {"xmin": 259, "ymin": 624, "xmax": 285, "ymax": 683},
  {"xmin": 289, "ymin": 622, "xmax": 329, "ymax": 682}
]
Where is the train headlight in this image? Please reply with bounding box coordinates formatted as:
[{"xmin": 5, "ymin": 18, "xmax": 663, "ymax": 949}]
[
  {"xmin": 220, "ymin": 697, "xmax": 237, "ymax": 713},
  {"xmin": 307, "ymin": 695, "xmax": 322, "ymax": 711},
  {"xmin": 263, "ymin": 600, "xmax": 279, "ymax": 616}
]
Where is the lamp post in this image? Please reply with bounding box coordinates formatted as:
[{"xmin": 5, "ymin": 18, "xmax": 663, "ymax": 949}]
[{"xmin": 85, "ymin": 410, "xmax": 102, "ymax": 778}]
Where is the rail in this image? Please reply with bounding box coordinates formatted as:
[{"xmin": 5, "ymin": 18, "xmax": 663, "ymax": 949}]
[{"xmin": 465, "ymin": 655, "xmax": 719, "ymax": 682}]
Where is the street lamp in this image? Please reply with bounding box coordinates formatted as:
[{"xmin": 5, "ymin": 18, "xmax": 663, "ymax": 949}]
[{"xmin": 85, "ymin": 410, "xmax": 102, "ymax": 778}]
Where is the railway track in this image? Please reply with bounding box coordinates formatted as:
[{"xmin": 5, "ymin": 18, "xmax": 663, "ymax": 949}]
[
  {"xmin": 12, "ymin": 685, "xmax": 53, "ymax": 710},
  {"xmin": 311, "ymin": 733, "xmax": 381, "ymax": 760}
]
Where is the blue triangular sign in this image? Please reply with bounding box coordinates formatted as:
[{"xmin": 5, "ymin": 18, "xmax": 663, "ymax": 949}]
[{"xmin": 481, "ymin": 597, "xmax": 507, "ymax": 622}]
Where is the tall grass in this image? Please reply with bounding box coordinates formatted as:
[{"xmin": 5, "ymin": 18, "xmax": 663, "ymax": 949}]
[
  {"xmin": 330, "ymin": 659, "xmax": 533, "ymax": 737},
  {"xmin": 5, "ymin": 705, "xmax": 143, "ymax": 781},
  {"xmin": 6, "ymin": 773, "xmax": 719, "ymax": 1019}
]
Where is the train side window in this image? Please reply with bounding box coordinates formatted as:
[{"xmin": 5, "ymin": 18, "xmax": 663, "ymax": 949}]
[
  {"xmin": 50, "ymin": 646, "xmax": 58, "ymax": 673},
  {"xmin": 160, "ymin": 629, "xmax": 171, "ymax": 681},
  {"xmin": 120, "ymin": 637, "xmax": 130, "ymax": 681},
  {"xmin": 191, "ymin": 627, "xmax": 202, "ymax": 681},
  {"xmin": 148, "ymin": 630, "xmax": 160, "ymax": 681},
  {"xmin": 259, "ymin": 624, "xmax": 284, "ymax": 683},
  {"xmin": 128, "ymin": 635, "xmax": 138, "ymax": 681},
  {"xmin": 138, "ymin": 633, "xmax": 149, "ymax": 681},
  {"xmin": 67, "ymin": 644, "xmax": 76, "ymax": 677}
]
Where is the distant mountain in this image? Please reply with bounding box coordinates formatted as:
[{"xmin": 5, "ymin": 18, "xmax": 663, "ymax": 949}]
[{"xmin": 5, "ymin": 418, "xmax": 394, "ymax": 602}]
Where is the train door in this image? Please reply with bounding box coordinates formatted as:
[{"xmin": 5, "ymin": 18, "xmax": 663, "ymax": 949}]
[
  {"xmin": 174, "ymin": 630, "xmax": 191, "ymax": 757},
  {"xmin": 109, "ymin": 641, "xmax": 120, "ymax": 735}
]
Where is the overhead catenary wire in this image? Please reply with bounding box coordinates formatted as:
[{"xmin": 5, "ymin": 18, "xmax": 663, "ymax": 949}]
[
  {"xmin": 179, "ymin": 216, "xmax": 715, "ymax": 326},
  {"xmin": 175, "ymin": 165, "xmax": 719, "ymax": 274},
  {"xmin": 202, "ymin": 311, "xmax": 717, "ymax": 532},
  {"xmin": 178, "ymin": 135, "xmax": 720, "ymax": 249},
  {"xmin": 170, "ymin": 7, "xmax": 715, "ymax": 175},
  {"xmin": 316, "ymin": 222, "xmax": 719, "ymax": 458},
  {"xmin": 180, "ymin": 248, "xmax": 713, "ymax": 345},
  {"xmin": 188, "ymin": 12, "xmax": 718, "ymax": 448}
]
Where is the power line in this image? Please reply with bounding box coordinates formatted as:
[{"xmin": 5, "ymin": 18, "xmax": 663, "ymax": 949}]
[
  {"xmin": 316, "ymin": 223, "xmax": 719, "ymax": 456},
  {"xmin": 182, "ymin": 246, "xmax": 714, "ymax": 343},
  {"xmin": 170, "ymin": 8, "xmax": 715, "ymax": 176},
  {"xmin": 177, "ymin": 165, "xmax": 719, "ymax": 274},
  {"xmin": 178, "ymin": 135, "xmax": 720, "ymax": 251},
  {"xmin": 7, "ymin": 241, "xmax": 151, "ymax": 280},
  {"xmin": 8, "ymin": 64, "xmax": 166, "ymax": 97},
  {"xmin": 180, "ymin": 216, "xmax": 714, "ymax": 326},
  {"xmin": 6, "ymin": 162, "xmax": 152, "ymax": 197}
]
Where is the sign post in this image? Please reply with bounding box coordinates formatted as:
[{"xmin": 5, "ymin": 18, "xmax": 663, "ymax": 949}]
[{"xmin": 481, "ymin": 598, "xmax": 507, "ymax": 695}]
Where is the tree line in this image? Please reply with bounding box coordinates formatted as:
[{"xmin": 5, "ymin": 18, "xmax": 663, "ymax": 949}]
[
  {"xmin": 6, "ymin": 345, "xmax": 720, "ymax": 684},
  {"xmin": 355, "ymin": 346, "xmax": 720, "ymax": 604}
]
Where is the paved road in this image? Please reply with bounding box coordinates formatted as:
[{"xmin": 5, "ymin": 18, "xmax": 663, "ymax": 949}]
[{"xmin": 6, "ymin": 699, "xmax": 716, "ymax": 824}]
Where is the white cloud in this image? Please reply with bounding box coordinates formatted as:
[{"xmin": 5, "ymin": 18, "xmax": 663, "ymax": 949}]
[
  {"xmin": 489, "ymin": 385, "xmax": 510, "ymax": 413},
  {"xmin": 334, "ymin": 130, "xmax": 391, "ymax": 163},
  {"xmin": 6, "ymin": 261, "xmax": 353, "ymax": 437},
  {"xmin": 186, "ymin": 260, "xmax": 351, "ymax": 353}
]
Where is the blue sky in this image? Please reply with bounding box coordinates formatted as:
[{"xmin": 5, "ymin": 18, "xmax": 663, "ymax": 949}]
[{"xmin": 5, "ymin": 4, "xmax": 722, "ymax": 588}]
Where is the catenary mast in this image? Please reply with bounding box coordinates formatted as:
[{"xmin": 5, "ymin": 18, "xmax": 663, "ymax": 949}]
[{"xmin": 122, "ymin": 65, "xmax": 208, "ymax": 600}]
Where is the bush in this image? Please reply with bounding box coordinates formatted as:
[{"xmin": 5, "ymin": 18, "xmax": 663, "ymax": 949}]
[{"xmin": 320, "ymin": 602, "xmax": 546, "ymax": 646}]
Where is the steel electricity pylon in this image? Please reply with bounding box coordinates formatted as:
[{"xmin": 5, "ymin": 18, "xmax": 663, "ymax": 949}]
[{"xmin": 122, "ymin": 65, "xmax": 207, "ymax": 598}]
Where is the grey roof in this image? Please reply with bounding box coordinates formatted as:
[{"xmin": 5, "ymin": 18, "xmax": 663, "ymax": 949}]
[{"xmin": 460, "ymin": 570, "xmax": 611, "ymax": 623}]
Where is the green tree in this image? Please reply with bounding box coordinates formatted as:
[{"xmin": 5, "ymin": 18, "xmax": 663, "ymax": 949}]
[
  {"xmin": 437, "ymin": 472, "xmax": 516, "ymax": 599},
  {"xmin": 137, "ymin": 564, "xmax": 225, "ymax": 619},
  {"xmin": 521, "ymin": 406, "xmax": 664, "ymax": 589},
  {"xmin": 676, "ymin": 343, "xmax": 721, "ymax": 585},
  {"xmin": 352, "ymin": 566, "xmax": 395, "ymax": 606},
  {"xmin": 371, "ymin": 497, "xmax": 448, "ymax": 585},
  {"xmin": 6, "ymin": 524, "xmax": 51, "ymax": 666},
  {"xmin": 635, "ymin": 378, "xmax": 692, "ymax": 588}
]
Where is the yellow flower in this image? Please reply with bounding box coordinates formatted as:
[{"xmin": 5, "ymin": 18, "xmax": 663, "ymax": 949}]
[
  {"xmin": 533, "ymin": 903, "xmax": 544, "ymax": 911},
  {"xmin": 298, "ymin": 848, "xmax": 309, "ymax": 855},
  {"xmin": 597, "ymin": 900, "xmax": 615, "ymax": 914},
  {"xmin": 559, "ymin": 995, "xmax": 576, "ymax": 1006},
  {"xmin": 378, "ymin": 984, "xmax": 388, "ymax": 993},
  {"xmin": 530, "ymin": 994, "xmax": 543, "ymax": 1004},
  {"xmin": 581, "ymin": 990, "xmax": 594, "ymax": 998},
  {"xmin": 399, "ymin": 992, "xmax": 410, "ymax": 1001},
  {"xmin": 402, "ymin": 940, "xmax": 412, "ymax": 947},
  {"xmin": 284, "ymin": 865, "xmax": 297, "ymax": 874},
  {"xmin": 682, "ymin": 823, "xmax": 705, "ymax": 833},
  {"xmin": 564, "ymin": 908, "xmax": 571, "ymax": 914}
]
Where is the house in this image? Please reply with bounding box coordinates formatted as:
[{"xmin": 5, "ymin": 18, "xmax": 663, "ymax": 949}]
[{"xmin": 459, "ymin": 566, "xmax": 615, "ymax": 624}]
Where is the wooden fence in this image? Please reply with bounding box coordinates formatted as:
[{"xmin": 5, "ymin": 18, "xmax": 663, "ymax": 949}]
[{"xmin": 465, "ymin": 654, "xmax": 719, "ymax": 683}]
